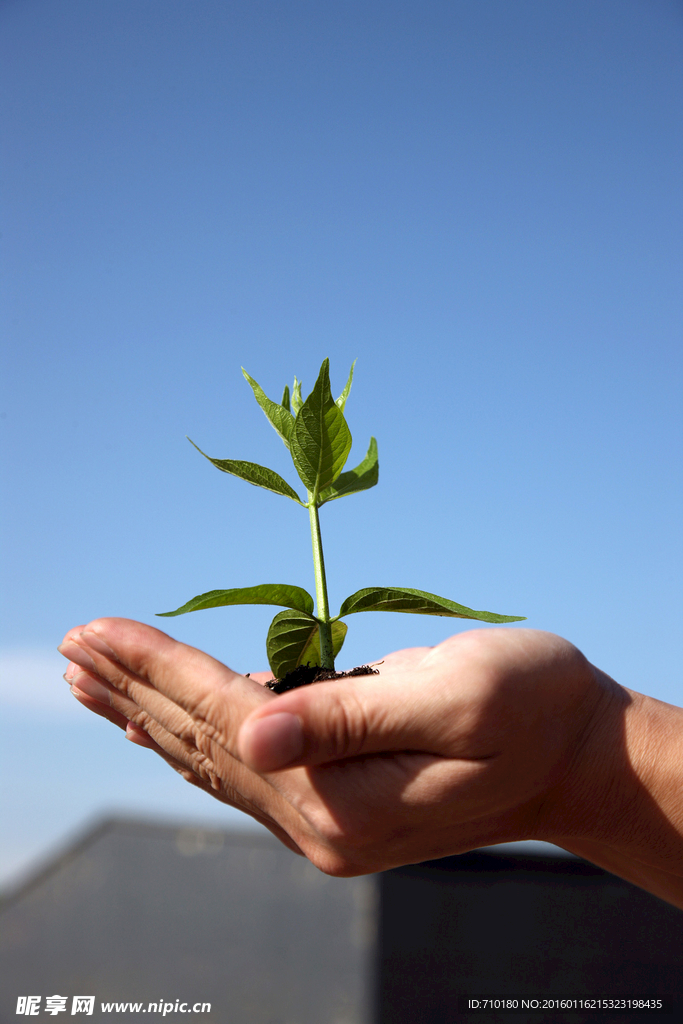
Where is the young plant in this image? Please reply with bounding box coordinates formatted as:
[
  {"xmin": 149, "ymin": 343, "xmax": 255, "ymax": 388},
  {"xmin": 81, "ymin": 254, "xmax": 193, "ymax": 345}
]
[{"xmin": 159, "ymin": 359, "xmax": 524, "ymax": 680}]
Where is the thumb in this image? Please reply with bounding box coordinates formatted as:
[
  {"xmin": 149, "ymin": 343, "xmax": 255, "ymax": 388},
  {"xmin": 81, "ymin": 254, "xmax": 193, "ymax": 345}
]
[{"xmin": 237, "ymin": 671, "xmax": 453, "ymax": 772}]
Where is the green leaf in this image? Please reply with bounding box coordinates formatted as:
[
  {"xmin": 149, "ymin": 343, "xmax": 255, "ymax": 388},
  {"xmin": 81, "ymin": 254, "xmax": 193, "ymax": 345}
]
[
  {"xmin": 290, "ymin": 358, "xmax": 353, "ymax": 497},
  {"xmin": 157, "ymin": 584, "xmax": 315, "ymax": 618},
  {"xmin": 266, "ymin": 609, "xmax": 348, "ymax": 678},
  {"xmin": 266, "ymin": 610, "xmax": 318, "ymax": 677},
  {"xmin": 242, "ymin": 369, "xmax": 295, "ymax": 447},
  {"xmin": 281, "ymin": 384, "xmax": 291, "ymax": 412},
  {"xmin": 337, "ymin": 586, "xmax": 526, "ymax": 623},
  {"xmin": 318, "ymin": 437, "xmax": 379, "ymax": 505},
  {"xmin": 336, "ymin": 359, "xmax": 356, "ymax": 412},
  {"xmin": 291, "ymin": 377, "xmax": 303, "ymax": 415},
  {"xmin": 187, "ymin": 438, "xmax": 303, "ymax": 503}
]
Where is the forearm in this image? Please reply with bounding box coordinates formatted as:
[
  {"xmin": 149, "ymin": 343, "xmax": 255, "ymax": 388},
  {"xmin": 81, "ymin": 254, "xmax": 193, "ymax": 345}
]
[{"xmin": 545, "ymin": 677, "xmax": 683, "ymax": 909}]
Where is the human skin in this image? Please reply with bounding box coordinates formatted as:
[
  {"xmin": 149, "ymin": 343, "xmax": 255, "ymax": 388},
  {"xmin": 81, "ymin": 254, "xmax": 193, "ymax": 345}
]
[{"xmin": 58, "ymin": 620, "xmax": 683, "ymax": 908}]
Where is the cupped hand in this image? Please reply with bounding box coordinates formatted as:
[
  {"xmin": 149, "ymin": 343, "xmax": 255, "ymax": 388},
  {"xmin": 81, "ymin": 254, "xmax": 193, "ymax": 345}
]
[{"xmin": 58, "ymin": 620, "xmax": 619, "ymax": 876}]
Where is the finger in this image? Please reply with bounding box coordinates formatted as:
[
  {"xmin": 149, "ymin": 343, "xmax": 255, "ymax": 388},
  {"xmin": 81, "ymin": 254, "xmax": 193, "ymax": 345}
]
[
  {"xmin": 70, "ymin": 682, "xmax": 130, "ymax": 730},
  {"xmin": 62, "ymin": 637, "xmax": 318, "ymax": 859},
  {"xmin": 67, "ymin": 652, "xmax": 224, "ymax": 767},
  {"xmin": 59, "ymin": 617, "xmax": 275, "ymax": 753},
  {"xmin": 67, "ymin": 660, "xmax": 239, "ymax": 784},
  {"xmin": 122, "ymin": 721, "xmax": 304, "ymax": 854},
  {"xmin": 71, "ymin": 659, "xmax": 304, "ymax": 841},
  {"xmin": 63, "ymin": 632, "xmax": 357, "ymax": 860},
  {"xmin": 238, "ymin": 629, "xmax": 596, "ymax": 774},
  {"xmin": 68, "ymin": 661, "xmax": 259, "ymax": 802},
  {"xmin": 237, "ymin": 664, "xmax": 467, "ymax": 772},
  {"xmin": 67, "ymin": 662, "xmax": 194, "ymax": 745},
  {"xmin": 126, "ymin": 721, "xmax": 163, "ymax": 747},
  {"xmin": 64, "ymin": 639, "xmax": 272, "ymax": 758},
  {"xmin": 68, "ymin": 676, "xmax": 238, "ymax": 802},
  {"xmin": 68, "ymin": 670, "xmax": 205, "ymax": 777},
  {"xmin": 247, "ymin": 671, "xmax": 276, "ymax": 686},
  {"xmin": 122, "ymin": 720, "xmax": 245, "ymax": 801},
  {"xmin": 126, "ymin": 713, "xmax": 304, "ymax": 847}
]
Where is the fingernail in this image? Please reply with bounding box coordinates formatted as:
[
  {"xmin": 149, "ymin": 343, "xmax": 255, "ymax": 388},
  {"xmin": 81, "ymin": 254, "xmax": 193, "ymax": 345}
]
[
  {"xmin": 70, "ymin": 675, "xmax": 112, "ymax": 705},
  {"xmin": 63, "ymin": 664, "xmax": 77, "ymax": 684},
  {"xmin": 245, "ymin": 712, "xmax": 304, "ymax": 770},
  {"xmin": 57, "ymin": 642, "xmax": 97, "ymax": 673},
  {"xmin": 80, "ymin": 631, "xmax": 117, "ymax": 659}
]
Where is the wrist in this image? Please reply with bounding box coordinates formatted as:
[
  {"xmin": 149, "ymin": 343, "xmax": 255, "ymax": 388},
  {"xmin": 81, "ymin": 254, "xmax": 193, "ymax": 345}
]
[{"xmin": 541, "ymin": 668, "xmax": 683, "ymax": 905}]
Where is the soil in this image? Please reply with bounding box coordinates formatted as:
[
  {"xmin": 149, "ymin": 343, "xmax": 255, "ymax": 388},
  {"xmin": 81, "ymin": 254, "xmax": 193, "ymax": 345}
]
[{"xmin": 266, "ymin": 663, "xmax": 378, "ymax": 694}]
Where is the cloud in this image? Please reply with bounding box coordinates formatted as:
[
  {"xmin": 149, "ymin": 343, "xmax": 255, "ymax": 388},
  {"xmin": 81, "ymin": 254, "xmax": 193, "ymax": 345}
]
[{"xmin": 0, "ymin": 649, "xmax": 81, "ymax": 717}]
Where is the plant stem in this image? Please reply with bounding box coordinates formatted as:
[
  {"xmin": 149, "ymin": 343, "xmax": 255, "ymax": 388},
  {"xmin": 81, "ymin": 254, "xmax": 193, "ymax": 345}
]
[{"xmin": 307, "ymin": 496, "xmax": 335, "ymax": 669}]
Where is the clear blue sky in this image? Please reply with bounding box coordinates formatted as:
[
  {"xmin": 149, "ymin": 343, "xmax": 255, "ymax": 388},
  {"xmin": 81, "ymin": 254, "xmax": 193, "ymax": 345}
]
[{"xmin": 1, "ymin": 0, "xmax": 681, "ymax": 884}]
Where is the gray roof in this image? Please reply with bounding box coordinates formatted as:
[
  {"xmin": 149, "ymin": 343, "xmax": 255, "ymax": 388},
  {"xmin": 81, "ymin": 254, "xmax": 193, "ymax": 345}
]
[{"xmin": 0, "ymin": 817, "xmax": 375, "ymax": 1024}]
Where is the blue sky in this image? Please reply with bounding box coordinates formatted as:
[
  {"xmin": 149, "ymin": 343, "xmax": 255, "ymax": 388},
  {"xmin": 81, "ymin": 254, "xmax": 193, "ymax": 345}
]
[{"xmin": 1, "ymin": 0, "xmax": 681, "ymax": 884}]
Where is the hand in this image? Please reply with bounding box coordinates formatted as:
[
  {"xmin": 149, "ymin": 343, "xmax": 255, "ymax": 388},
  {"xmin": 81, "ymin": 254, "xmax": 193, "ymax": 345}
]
[{"xmin": 58, "ymin": 620, "xmax": 622, "ymax": 876}]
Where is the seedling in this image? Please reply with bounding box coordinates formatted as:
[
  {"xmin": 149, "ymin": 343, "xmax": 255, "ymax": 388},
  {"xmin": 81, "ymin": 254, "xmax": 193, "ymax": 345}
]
[{"xmin": 159, "ymin": 359, "xmax": 524, "ymax": 682}]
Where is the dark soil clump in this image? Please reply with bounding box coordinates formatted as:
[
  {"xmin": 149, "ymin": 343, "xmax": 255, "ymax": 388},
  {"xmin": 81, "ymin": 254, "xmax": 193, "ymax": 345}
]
[{"xmin": 266, "ymin": 663, "xmax": 378, "ymax": 694}]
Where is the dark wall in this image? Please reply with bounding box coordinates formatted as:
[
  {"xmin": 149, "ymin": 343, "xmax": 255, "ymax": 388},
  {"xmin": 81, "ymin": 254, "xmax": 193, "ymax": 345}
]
[{"xmin": 377, "ymin": 850, "xmax": 683, "ymax": 1024}]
